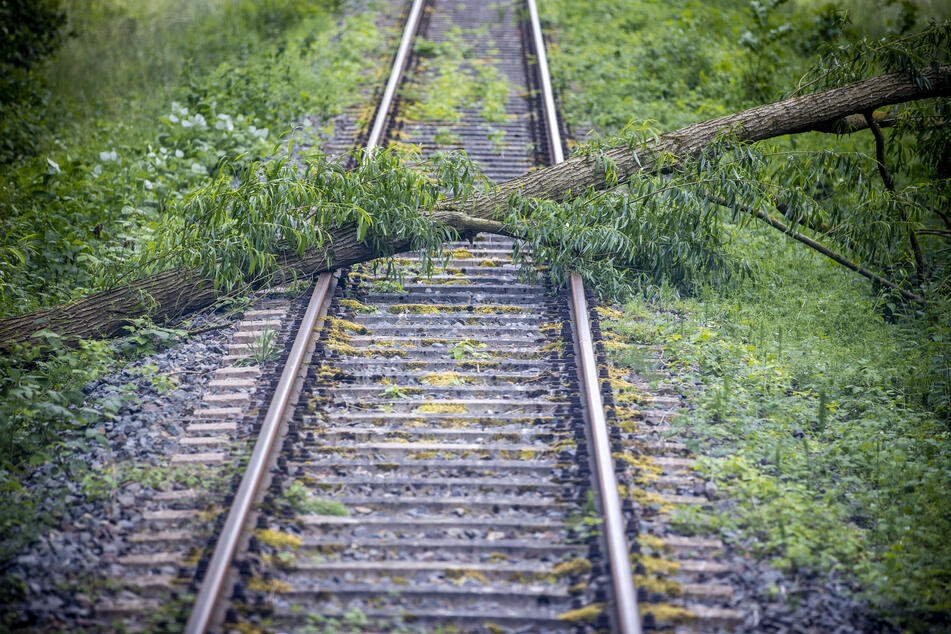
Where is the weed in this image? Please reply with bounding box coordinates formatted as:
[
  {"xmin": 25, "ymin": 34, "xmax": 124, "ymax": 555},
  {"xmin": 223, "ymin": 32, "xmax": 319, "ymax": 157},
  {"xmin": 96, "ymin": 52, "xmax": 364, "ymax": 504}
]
[
  {"xmin": 276, "ymin": 480, "xmax": 349, "ymax": 517},
  {"xmin": 242, "ymin": 325, "xmax": 279, "ymax": 365}
]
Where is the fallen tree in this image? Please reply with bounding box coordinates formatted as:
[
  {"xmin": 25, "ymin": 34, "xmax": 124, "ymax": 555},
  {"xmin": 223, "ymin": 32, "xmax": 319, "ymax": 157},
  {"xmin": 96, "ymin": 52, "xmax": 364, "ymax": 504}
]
[{"xmin": 1, "ymin": 66, "xmax": 948, "ymax": 347}]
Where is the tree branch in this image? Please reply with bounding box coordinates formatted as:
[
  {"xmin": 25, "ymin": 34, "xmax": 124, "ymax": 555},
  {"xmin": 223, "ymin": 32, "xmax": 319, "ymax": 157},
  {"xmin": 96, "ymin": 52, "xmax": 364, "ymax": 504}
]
[
  {"xmin": 3, "ymin": 67, "xmax": 947, "ymax": 347},
  {"xmin": 864, "ymin": 110, "xmax": 927, "ymax": 282},
  {"xmin": 706, "ymin": 192, "xmax": 924, "ymax": 303}
]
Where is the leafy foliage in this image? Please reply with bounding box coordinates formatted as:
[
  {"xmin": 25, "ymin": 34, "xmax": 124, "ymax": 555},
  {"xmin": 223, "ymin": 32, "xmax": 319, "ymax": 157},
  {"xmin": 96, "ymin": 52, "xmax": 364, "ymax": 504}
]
[
  {"xmin": 607, "ymin": 278, "xmax": 951, "ymax": 625},
  {"xmin": 141, "ymin": 147, "xmax": 477, "ymax": 292},
  {"xmin": 0, "ymin": 0, "xmax": 390, "ymax": 317},
  {"xmin": 539, "ymin": 0, "xmax": 951, "ymax": 625},
  {"xmin": 0, "ymin": 0, "xmax": 68, "ymax": 71}
]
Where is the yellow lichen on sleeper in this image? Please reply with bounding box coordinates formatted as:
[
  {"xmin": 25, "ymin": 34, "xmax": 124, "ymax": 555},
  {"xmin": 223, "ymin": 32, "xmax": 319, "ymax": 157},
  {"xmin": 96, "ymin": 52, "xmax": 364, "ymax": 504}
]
[
  {"xmin": 416, "ymin": 402, "xmax": 468, "ymax": 414},
  {"xmin": 595, "ymin": 306, "xmax": 625, "ymax": 321},
  {"xmin": 337, "ymin": 298, "xmax": 375, "ymax": 314},
  {"xmin": 551, "ymin": 557, "xmax": 592, "ymax": 578},
  {"xmin": 640, "ymin": 603, "xmax": 694, "ymax": 624},
  {"xmin": 557, "ymin": 603, "xmax": 605, "ymax": 622},
  {"xmin": 246, "ymin": 577, "xmax": 293, "ymax": 594},
  {"xmin": 255, "ymin": 529, "xmax": 302, "ymax": 550},
  {"xmin": 421, "ymin": 371, "xmax": 470, "ymax": 386}
]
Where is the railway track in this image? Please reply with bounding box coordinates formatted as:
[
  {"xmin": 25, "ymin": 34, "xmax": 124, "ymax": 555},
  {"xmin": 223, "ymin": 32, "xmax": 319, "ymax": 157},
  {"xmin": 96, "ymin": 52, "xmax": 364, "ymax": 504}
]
[{"xmin": 148, "ymin": 1, "xmax": 744, "ymax": 632}]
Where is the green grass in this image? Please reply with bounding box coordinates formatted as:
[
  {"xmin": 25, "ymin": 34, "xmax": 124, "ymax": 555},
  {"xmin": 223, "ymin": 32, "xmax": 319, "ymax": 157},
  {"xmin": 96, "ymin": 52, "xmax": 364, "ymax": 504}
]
[
  {"xmin": 0, "ymin": 0, "xmax": 393, "ymax": 318},
  {"xmin": 0, "ymin": 0, "xmax": 394, "ymax": 585},
  {"xmin": 605, "ymin": 237, "xmax": 951, "ymax": 625},
  {"xmin": 400, "ymin": 26, "xmax": 513, "ymax": 133},
  {"xmin": 539, "ymin": 0, "xmax": 951, "ymax": 626}
]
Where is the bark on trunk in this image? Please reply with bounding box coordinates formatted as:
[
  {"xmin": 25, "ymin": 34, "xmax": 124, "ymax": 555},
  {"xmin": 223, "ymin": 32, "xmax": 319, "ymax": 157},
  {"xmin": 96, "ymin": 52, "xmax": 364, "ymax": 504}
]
[{"xmin": 2, "ymin": 67, "xmax": 948, "ymax": 347}]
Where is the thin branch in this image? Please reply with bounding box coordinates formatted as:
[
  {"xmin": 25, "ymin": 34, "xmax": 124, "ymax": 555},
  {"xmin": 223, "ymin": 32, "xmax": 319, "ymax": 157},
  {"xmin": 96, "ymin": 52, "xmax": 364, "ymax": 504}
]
[
  {"xmin": 809, "ymin": 111, "xmax": 947, "ymax": 135},
  {"xmin": 932, "ymin": 206, "xmax": 951, "ymax": 232},
  {"xmin": 916, "ymin": 229, "xmax": 951, "ymax": 239},
  {"xmin": 705, "ymin": 192, "xmax": 924, "ymax": 304},
  {"xmin": 864, "ymin": 110, "xmax": 926, "ymax": 282}
]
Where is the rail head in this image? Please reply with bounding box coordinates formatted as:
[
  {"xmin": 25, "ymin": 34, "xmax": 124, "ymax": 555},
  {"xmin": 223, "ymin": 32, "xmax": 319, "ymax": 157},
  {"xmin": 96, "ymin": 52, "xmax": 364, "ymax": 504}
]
[
  {"xmin": 184, "ymin": 272, "xmax": 336, "ymax": 633},
  {"xmin": 525, "ymin": 0, "xmax": 641, "ymax": 632},
  {"xmin": 185, "ymin": 2, "xmax": 428, "ymax": 630}
]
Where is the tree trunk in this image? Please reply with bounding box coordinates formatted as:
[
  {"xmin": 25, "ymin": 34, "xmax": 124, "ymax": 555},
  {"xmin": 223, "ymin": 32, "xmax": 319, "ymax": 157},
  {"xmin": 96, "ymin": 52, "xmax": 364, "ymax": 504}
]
[{"xmin": 2, "ymin": 67, "xmax": 948, "ymax": 347}]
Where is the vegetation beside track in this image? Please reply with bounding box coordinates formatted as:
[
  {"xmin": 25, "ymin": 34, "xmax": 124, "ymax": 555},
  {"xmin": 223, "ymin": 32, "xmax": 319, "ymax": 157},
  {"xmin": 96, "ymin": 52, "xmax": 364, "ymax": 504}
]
[
  {"xmin": 540, "ymin": 0, "xmax": 951, "ymax": 626},
  {"xmin": 0, "ymin": 0, "xmax": 394, "ymax": 566},
  {"xmin": 1, "ymin": 0, "xmax": 949, "ymax": 626}
]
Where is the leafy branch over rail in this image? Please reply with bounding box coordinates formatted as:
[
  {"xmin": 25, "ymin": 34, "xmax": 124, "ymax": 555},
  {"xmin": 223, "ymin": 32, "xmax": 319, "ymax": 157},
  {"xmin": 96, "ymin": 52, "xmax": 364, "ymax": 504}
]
[{"xmin": 1, "ymin": 66, "xmax": 948, "ymax": 347}]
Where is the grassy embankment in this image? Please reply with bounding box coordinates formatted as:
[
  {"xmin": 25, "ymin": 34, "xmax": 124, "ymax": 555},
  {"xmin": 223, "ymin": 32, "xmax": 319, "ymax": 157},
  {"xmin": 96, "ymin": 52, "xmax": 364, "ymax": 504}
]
[
  {"xmin": 0, "ymin": 0, "xmax": 392, "ymax": 565},
  {"xmin": 541, "ymin": 0, "xmax": 951, "ymax": 626}
]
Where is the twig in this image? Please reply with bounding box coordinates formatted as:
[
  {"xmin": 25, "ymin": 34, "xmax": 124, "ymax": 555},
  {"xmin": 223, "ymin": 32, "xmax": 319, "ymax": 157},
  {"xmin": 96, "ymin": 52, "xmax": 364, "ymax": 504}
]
[
  {"xmin": 186, "ymin": 322, "xmax": 235, "ymax": 336},
  {"xmin": 864, "ymin": 110, "xmax": 926, "ymax": 283},
  {"xmin": 705, "ymin": 192, "xmax": 925, "ymax": 304}
]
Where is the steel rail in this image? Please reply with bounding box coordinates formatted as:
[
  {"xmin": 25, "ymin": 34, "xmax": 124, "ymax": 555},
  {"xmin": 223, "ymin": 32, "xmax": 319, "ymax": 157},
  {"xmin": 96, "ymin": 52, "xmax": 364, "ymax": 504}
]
[
  {"xmin": 184, "ymin": 272, "xmax": 334, "ymax": 633},
  {"xmin": 184, "ymin": 2, "xmax": 427, "ymax": 630},
  {"xmin": 525, "ymin": 1, "xmax": 641, "ymax": 632},
  {"xmin": 365, "ymin": 0, "xmax": 426, "ymax": 156}
]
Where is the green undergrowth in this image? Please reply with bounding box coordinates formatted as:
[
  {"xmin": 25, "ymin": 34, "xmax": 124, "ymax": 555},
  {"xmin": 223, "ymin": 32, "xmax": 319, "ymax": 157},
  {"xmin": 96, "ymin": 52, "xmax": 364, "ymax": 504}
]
[
  {"xmin": 540, "ymin": 0, "xmax": 951, "ymax": 134},
  {"xmin": 603, "ymin": 235, "xmax": 951, "ymax": 626},
  {"xmin": 539, "ymin": 0, "xmax": 951, "ymax": 626},
  {"xmin": 0, "ymin": 0, "xmax": 392, "ymax": 318},
  {"xmin": 0, "ymin": 0, "xmax": 393, "ymax": 579}
]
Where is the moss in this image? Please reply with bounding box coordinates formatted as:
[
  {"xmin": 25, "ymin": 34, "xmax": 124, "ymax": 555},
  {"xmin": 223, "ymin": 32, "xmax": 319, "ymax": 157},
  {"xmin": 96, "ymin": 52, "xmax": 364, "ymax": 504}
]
[
  {"xmin": 479, "ymin": 259, "xmax": 500, "ymax": 267},
  {"xmin": 552, "ymin": 557, "xmax": 592, "ymax": 578},
  {"xmin": 391, "ymin": 576, "xmax": 410, "ymax": 585},
  {"xmin": 421, "ymin": 338, "xmax": 450, "ymax": 346},
  {"xmin": 327, "ymin": 341, "xmax": 361, "ymax": 356},
  {"xmin": 458, "ymin": 360, "xmax": 500, "ymax": 370},
  {"xmin": 605, "ymin": 339, "xmax": 633, "ymax": 353},
  {"xmin": 446, "ymin": 569, "xmax": 488, "ymax": 584},
  {"xmin": 377, "ymin": 349, "xmax": 409, "ymax": 358},
  {"xmin": 327, "ymin": 317, "xmax": 368, "ymax": 335},
  {"xmin": 595, "ymin": 306, "xmax": 625, "ymax": 321},
  {"xmin": 640, "ymin": 603, "xmax": 694, "ymax": 624},
  {"xmin": 450, "ymin": 248, "xmax": 474, "ymax": 259},
  {"xmin": 421, "ymin": 371, "xmax": 470, "ymax": 386},
  {"xmin": 613, "ymin": 452, "xmax": 662, "ymax": 482},
  {"xmin": 387, "ymin": 303, "xmax": 525, "ymax": 315},
  {"xmin": 557, "ymin": 603, "xmax": 605, "ymax": 622},
  {"xmin": 416, "ymin": 402, "xmax": 468, "ymax": 414},
  {"xmin": 612, "ymin": 406, "xmax": 642, "ymax": 433},
  {"xmin": 473, "ymin": 305, "xmax": 526, "ymax": 314},
  {"xmin": 338, "ymin": 299, "xmax": 375, "ymax": 314},
  {"xmin": 634, "ymin": 574, "xmax": 683, "ymax": 596},
  {"xmin": 540, "ymin": 322, "xmax": 561, "ymax": 334},
  {"xmin": 255, "ymin": 529, "xmax": 302, "ymax": 550},
  {"xmin": 549, "ymin": 438, "xmax": 577, "ymax": 452},
  {"xmin": 404, "ymin": 361, "xmax": 427, "ymax": 370},
  {"xmin": 314, "ymin": 364, "xmax": 351, "ymax": 383},
  {"xmin": 569, "ymin": 581, "xmax": 588, "ymax": 594},
  {"xmin": 246, "ymin": 576, "xmax": 292, "ymax": 594},
  {"xmin": 487, "ymin": 624, "xmax": 504, "ymax": 634},
  {"xmin": 413, "ymin": 276, "xmax": 472, "ymax": 285},
  {"xmin": 638, "ymin": 534, "xmax": 667, "ymax": 552},
  {"xmin": 388, "ymin": 303, "xmax": 446, "ymax": 314},
  {"xmin": 540, "ymin": 340, "xmax": 564, "ymax": 353},
  {"xmin": 632, "ymin": 553, "xmax": 680, "ymax": 576}
]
